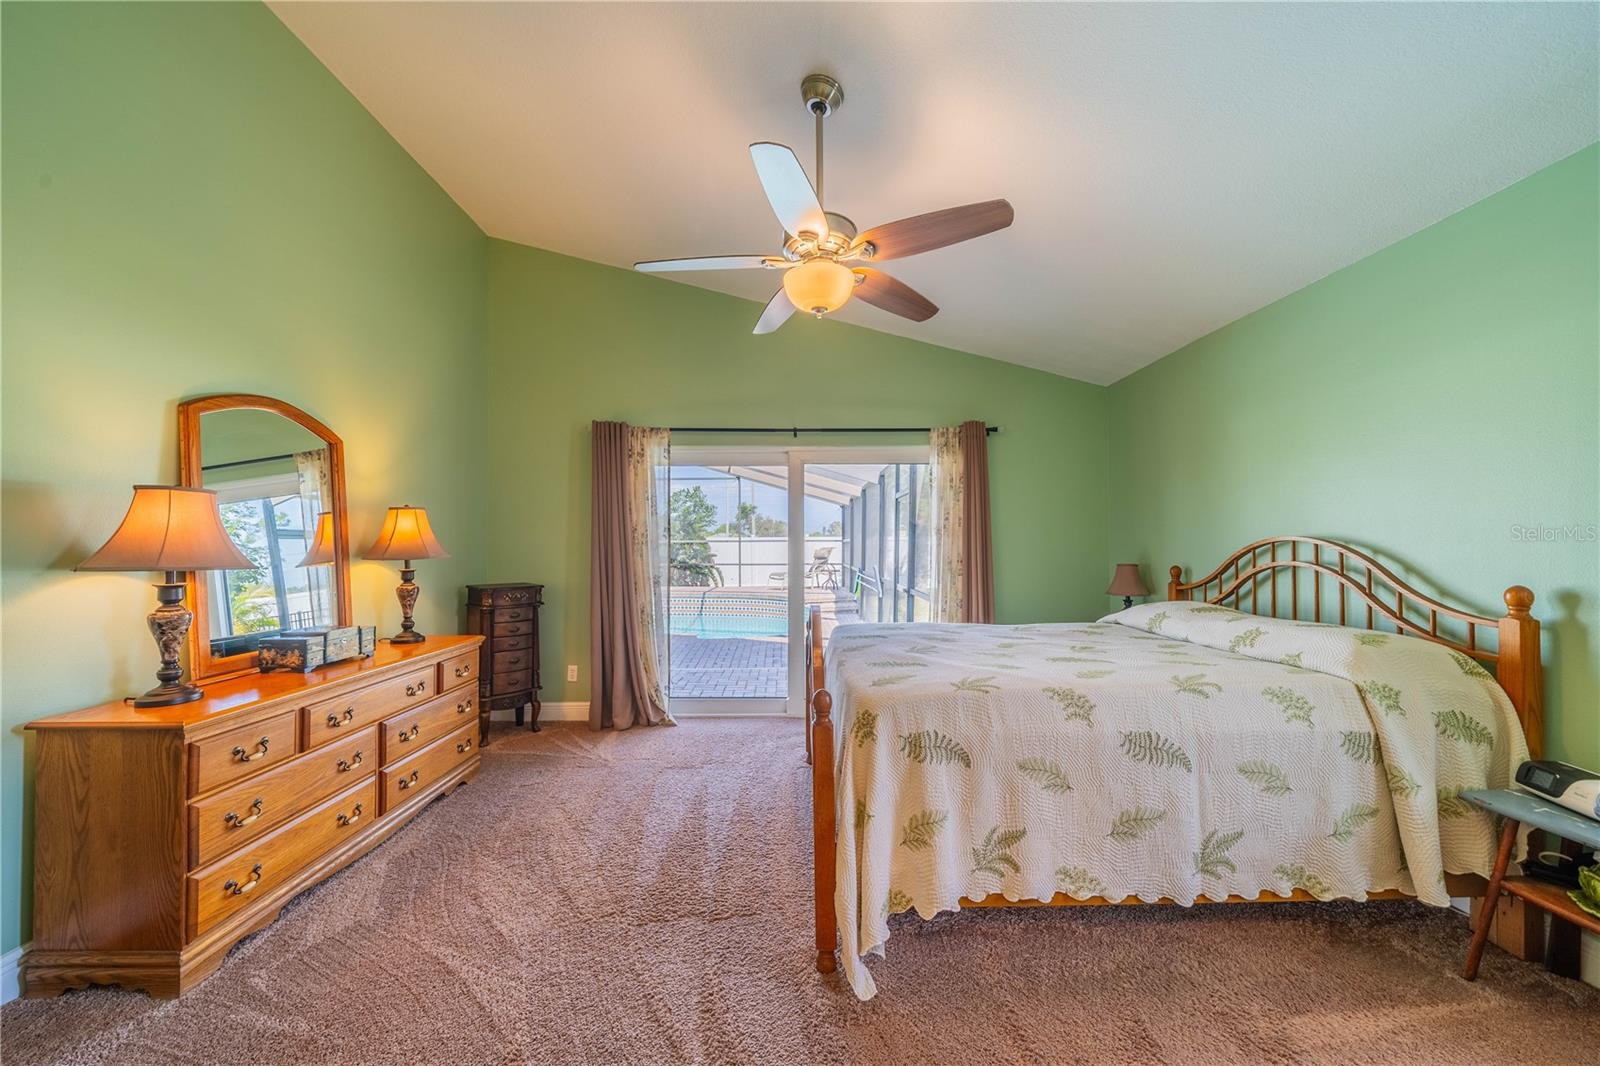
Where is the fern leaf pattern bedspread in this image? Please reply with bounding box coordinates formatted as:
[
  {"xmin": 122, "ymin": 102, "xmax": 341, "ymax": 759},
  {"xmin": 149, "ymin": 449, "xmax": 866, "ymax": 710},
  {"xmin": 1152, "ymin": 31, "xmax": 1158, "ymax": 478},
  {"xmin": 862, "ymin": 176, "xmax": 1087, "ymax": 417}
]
[{"xmin": 827, "ymin": 602, "xmax": 1529, "ymax": 999}]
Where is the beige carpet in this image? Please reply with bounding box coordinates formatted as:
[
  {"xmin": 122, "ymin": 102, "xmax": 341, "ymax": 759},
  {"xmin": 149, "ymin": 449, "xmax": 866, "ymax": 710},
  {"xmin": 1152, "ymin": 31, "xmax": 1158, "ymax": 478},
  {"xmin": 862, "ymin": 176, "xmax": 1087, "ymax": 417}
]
[{"xmin": 2, "ymin": 719, "xmax": 1595, "ymax": 1065}]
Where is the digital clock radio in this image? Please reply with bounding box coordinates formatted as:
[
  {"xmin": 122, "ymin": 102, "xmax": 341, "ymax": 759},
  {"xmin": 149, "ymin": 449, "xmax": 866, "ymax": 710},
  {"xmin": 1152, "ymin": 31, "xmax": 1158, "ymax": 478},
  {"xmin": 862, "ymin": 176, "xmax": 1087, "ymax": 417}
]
[{"xmin": 1515, "ymin": 760, "xmax": 1600, "ymax": 821}]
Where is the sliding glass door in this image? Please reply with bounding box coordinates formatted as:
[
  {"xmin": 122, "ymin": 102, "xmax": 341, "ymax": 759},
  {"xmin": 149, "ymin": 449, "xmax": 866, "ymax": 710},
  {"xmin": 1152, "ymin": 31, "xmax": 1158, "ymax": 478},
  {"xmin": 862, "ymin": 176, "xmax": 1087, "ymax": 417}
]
[
  {"xmin": 666, "ymin": 445, "xmax": 931, "ymax": 716},
  {"xmin": 665, "ymin": 453, "xmax": 792, "ymax": 714}
]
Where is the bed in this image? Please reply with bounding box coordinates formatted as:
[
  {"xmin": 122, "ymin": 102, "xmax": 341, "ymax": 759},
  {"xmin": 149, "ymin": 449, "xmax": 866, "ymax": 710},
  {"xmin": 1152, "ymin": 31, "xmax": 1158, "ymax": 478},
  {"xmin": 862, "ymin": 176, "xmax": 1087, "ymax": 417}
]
[{"xmin": 803, "ymin": 537, "xmax": 1543, "ymax": 999}]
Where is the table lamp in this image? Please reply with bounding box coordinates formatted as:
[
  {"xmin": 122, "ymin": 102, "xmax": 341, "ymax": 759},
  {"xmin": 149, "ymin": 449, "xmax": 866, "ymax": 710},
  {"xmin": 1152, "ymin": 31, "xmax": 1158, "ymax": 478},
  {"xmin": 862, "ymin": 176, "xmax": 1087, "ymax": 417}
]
[
  {"xmin": 1107, "ymin": 563, "xmax": 1150, "ymax": 610},
  {"xmin": 77, "ymin": 485, "xmax": 253, "ymax": 707},
  {"xmin": 297, "ymin": 511, "xmax": 336, "ymax": 568},
  {"xmin": 363, "ymin": 505, "xmax": 449, "ymax": 645}
]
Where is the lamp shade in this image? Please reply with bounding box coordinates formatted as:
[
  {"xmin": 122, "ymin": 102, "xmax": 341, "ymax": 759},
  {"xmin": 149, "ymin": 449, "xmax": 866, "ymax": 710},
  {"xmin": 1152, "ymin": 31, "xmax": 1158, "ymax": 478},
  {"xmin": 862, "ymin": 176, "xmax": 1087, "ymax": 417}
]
[
  {"xmin": 782, "ymin": 259, "xmax": 856, "ymax": 316},
  {"xmin": 363, "ymin": 505, "xmax": 449, "ymax": 562},
  {"xmin": 77, "ymin": 486, "xmax": 253, "ymax": 573},
  {"xmin": 297, "ymin": 511, "xmax": 337, "ymax": 568},
  {"xmin": 1106, "ymin": 563, "xmax": 1149, "ymax": 598}
]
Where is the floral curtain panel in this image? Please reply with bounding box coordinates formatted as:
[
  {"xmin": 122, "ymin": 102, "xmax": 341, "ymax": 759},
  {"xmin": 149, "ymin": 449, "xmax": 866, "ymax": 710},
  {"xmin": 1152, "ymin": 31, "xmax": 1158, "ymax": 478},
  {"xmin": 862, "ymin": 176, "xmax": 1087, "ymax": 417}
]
[
  {"xmin": 293, "ymin": 448, "xmax": 333, "ymax": 626},
  {"xmin": 929, "ymin": 427, "xmax": 966, "ymax": 622},
  {"xmin": 928, "ymin": 422, "xmax": 995, "ymax": 624}
]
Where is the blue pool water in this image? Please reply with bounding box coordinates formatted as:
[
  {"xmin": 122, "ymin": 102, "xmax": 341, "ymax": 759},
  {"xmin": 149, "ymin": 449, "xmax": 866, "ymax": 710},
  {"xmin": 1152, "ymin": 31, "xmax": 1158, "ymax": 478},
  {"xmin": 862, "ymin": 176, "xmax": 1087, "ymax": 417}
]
[{"xmin": 669, "ymin": 599, "xmax": 787, "ymax": 640}]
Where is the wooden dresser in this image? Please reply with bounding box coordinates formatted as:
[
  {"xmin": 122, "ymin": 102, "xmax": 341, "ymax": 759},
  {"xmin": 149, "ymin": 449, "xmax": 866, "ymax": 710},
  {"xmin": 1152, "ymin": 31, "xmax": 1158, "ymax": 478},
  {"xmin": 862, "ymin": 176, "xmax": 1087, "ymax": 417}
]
[
  {"xmin": 22, "ymin": 634, "xmax": 484, "ymax": 998},
  {"xmin": 465, "ymin": 583, "xmax": 543, "ymax": 735}
]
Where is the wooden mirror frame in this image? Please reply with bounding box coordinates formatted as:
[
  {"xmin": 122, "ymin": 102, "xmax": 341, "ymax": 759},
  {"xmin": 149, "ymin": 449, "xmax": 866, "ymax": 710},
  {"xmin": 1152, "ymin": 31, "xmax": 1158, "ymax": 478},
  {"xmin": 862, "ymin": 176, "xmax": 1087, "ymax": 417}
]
[{"xmin": 178, "ymin": 393, "xmax": 352, "ymax": 682}]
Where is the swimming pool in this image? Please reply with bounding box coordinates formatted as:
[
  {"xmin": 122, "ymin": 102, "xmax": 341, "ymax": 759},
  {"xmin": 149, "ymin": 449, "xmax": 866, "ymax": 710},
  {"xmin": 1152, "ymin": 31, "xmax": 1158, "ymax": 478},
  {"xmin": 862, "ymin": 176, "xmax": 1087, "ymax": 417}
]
[{"xmin": 668, "ymin": 596, "xmax": 787, "ymax": 641}]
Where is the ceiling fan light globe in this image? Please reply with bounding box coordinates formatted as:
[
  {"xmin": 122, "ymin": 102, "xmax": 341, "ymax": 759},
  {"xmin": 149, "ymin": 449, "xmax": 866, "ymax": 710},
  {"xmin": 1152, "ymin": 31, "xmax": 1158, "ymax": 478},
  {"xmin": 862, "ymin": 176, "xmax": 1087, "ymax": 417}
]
[{"xmin": 781, "ymin": 259, "xmax": 854, "ymax": 317}]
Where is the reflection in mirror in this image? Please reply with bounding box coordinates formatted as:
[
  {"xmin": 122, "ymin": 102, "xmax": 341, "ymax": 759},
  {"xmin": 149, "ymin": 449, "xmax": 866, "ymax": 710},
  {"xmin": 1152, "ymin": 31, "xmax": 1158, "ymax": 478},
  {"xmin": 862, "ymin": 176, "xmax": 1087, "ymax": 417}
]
[{"xmin": 199, "ymin": 409, "xmax": 341, "ymax": 657}]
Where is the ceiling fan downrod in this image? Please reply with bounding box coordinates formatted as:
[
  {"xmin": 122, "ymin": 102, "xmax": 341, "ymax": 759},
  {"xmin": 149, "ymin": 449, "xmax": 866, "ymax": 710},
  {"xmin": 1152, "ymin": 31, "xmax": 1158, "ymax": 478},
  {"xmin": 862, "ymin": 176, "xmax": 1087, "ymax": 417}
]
[{"xmin": 801, "ymin": 73, "xmax": 842, "ymax": 209}]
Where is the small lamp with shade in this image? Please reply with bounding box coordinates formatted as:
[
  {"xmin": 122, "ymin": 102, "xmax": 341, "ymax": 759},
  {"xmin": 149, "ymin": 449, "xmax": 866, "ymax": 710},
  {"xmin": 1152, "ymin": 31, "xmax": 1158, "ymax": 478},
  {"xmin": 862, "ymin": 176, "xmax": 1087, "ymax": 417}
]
[
  {"xmin": 363, "ymin": 505, "xmax": 449, "ymax": 645},
  {"xmin": 77, "ymin": 485, "xmax": 254, "ymax": 707},
  {"xmin": 296, "ymin": 511, "xmax": 337, "ymax": 569},
  {"xmin": 1107, "ymin": 563, "xmax": 1150, "ymax": 610}
]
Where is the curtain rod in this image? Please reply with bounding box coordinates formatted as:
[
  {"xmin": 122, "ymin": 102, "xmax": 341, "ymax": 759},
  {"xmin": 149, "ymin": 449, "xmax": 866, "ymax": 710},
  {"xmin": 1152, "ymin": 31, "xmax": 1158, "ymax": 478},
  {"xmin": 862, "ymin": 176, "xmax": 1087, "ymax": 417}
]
[
  {"xmin": 201, "ymin": 452, "xmax": 296, "ymax": 472},
  {"xmin": 667, "ymin": 426, "xmax": 1000, "ymax": 437}
]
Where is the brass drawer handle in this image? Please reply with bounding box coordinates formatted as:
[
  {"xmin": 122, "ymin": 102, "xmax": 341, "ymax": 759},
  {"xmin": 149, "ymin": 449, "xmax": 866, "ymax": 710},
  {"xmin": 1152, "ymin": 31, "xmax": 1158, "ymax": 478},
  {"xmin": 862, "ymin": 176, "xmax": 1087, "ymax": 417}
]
[
  {"xmin": 231, "ymin": 737, "xmax": 270, "ymax": 762},
  {"xmin": 398, "ymin": 723, "xmax": 420, "ymax": 743},
  {"xmin": 406, "ymin": 681, "xmax": 427, "ymax": 697},
  {"xmin": 396, "ymin": 770, "xmax": 420, "ymax": 791},
  {"xmin": 224, "ymin": 798, "xmax": 264, "ymax": 829},
  {"xmin": 456, "ymin": 699, "xmax": 473, "ymax": 715},
  {"xmin": 454, "ymin": 663, "xmax": 472, "ymax": 678},
  {"xmin": 326, "ymin": 707, "xmax": 355, "ymax": 729},
  {"xmin": 224, "ymin": 863, "xmax": 263, "ymax": 896},
  {"xmin": 456, "ymin": 737, "xmax": 474, "ymax": 754},
  {"xmin": 336, "ymin": 751, "xmax": 364, "ymax": 773},
  {"xmin": 337, "ymin": 802, "xmax": 364, "ymax": 827}
]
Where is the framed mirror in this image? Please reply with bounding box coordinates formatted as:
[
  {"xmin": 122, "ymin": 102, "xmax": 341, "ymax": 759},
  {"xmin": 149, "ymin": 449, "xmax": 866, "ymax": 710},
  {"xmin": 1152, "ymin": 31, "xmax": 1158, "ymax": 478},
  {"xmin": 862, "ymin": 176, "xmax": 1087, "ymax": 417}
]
[{"xmin": 179, "ymin": 394, "xmax": 351, "ymax": 681}]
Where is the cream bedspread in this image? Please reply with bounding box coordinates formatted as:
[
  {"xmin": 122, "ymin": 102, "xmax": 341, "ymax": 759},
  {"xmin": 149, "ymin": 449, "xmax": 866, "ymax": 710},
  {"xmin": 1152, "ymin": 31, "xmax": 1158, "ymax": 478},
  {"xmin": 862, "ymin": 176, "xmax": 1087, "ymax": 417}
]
[{"xmin": 827, "ymin": 603, "xmax": 1529, "ymax": 999}]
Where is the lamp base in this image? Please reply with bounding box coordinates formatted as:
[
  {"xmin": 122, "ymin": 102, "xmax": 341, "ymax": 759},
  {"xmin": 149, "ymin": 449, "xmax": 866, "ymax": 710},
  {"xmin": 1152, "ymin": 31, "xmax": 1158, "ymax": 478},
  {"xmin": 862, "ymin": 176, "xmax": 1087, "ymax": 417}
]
[
  {"xmin": 390, "ymin": 565, "xmax": 426, "ymax": 644},
  {"xmin": 134, "ymin": 579, "xmax": 205, "ymax": 707},
  {"xmin": 133, "ymin": 681, "xmax": 205, "ymax": 708},
  {"xmin": 1123, "ymin": 596, "xmax": 1134, "ymax": 609}
]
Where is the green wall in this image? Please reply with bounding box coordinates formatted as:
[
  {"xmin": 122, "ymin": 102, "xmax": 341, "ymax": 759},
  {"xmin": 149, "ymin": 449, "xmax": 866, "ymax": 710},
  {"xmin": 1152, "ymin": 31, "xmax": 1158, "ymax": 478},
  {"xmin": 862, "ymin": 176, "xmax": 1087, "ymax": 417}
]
[
  {"xmin": 1108, "ymin": 144, "xmax": 1600, "ymax": 768},
  {"xmin": 483, "ymin": 240, "xmax": 1112, "ymax": 703},
  {"xmin": 0, "ymin": 3, "xmax": 489, "ymax": 955},
  {"xmin": 3, "ymin": 0, "xmax": 1594, "ymax": 969}
]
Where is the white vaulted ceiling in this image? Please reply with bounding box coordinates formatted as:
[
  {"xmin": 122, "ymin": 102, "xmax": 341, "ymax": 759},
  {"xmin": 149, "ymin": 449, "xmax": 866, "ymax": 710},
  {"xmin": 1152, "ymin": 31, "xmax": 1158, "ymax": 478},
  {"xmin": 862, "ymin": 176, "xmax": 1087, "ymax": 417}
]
[{"xmin": 271, "ymin": 2, "xmax": 1598, "ymax": 384}]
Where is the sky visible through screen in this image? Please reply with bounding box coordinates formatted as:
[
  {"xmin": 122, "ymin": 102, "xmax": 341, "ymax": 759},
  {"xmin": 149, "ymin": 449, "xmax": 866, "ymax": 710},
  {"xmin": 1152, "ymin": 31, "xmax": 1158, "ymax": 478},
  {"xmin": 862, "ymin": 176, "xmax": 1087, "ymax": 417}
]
[{"xmin": 671, "ymin": 465, "xmax": 843, "ymax": 535}]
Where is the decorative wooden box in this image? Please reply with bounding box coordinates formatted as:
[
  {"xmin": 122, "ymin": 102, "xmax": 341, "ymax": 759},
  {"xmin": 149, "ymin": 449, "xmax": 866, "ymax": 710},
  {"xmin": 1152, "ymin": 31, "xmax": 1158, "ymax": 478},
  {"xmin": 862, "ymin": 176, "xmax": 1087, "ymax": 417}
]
[{"xmin": 260, "ymin": 626, "xmax": 372, "ymax": 673}]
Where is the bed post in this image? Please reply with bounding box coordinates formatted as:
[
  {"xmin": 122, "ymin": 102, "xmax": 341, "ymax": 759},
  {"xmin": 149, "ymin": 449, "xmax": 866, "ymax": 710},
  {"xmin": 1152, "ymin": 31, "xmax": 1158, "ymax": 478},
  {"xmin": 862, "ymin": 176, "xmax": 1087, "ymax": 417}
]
[
  {"xmin": 803, "ymin": 608, "xmax": 815, "ymax": 767},
  {"xmin": 1168, "ymin": 565, "xmax": 1188, "ymax": 601},
  {"xmin": 1497, "ymin": 586, "xmax": 1543, "ymax": 759},
  {"xmin": 812, "ymin": 689, "xmax": 837, "ymax": 973}
]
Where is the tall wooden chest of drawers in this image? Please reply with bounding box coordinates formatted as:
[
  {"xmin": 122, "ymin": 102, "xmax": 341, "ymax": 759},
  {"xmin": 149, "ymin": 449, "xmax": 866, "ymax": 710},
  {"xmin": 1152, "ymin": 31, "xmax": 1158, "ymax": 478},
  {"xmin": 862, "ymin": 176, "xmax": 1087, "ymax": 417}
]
[
  {"xmin": 464, "ymin": 583, "xmax": 543, "ymax": 736},
  {"xmin": 21, "ymin": 634, "xmax": 483, "ymax": 998}
]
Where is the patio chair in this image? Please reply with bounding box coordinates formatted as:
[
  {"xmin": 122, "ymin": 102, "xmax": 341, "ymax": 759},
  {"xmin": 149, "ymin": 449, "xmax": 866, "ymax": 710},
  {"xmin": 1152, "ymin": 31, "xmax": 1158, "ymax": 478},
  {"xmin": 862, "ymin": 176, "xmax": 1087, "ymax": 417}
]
[{"xmin": 806, "ymin": 546, "xmax": 838, "ymax": 589}]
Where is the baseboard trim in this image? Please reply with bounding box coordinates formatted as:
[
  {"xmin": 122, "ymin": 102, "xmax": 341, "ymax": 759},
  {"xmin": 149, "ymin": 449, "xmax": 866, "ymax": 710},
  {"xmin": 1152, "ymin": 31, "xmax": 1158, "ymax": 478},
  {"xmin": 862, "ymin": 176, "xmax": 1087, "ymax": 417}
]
[
  {"xmin": 2, "ymin": 942, "xmax": 26, "ymax": 1004},
  {"xmin": 489, "ymin": 700, "xmax": 586, "ymax": 723}
]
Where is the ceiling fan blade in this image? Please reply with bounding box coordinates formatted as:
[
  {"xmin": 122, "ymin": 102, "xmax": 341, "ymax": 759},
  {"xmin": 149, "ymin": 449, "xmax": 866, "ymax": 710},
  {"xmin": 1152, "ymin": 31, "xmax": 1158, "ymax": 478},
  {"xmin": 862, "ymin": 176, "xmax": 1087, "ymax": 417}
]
[
  {"xmin": 852, "ymin": 268, "xmax": 938, "ymax": 322},
  {"xmin": 753, "ymin": 287, "xmax": 797, "ymax": 334},
  {"xmin": 856, "ymin": 199, "xmax": 1014, "ymax": 261},
  {"xmin": 634, "ymin": 255, "xmax": 779, "ymax": 273},
  {"xmin": 750, "ymin": 142, "xmax": 828, "ymax": 239}
]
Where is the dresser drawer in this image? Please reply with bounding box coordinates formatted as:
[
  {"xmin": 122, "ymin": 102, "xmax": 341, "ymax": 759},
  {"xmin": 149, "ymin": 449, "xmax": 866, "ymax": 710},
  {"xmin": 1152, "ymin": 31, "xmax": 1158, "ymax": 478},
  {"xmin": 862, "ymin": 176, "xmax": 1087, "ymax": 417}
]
[
  {"xmin": 189, "ymin": 712, "xmax": 299, "ymax": 795},
  {"xmin": 382, "ymin": 689, "xmax": 476, "ymax": 764},
  {"xmin": 491, "ymin": 634, "xmax": 531, "ymax": 654},
  {"xmin": 189, "ymin": 726, "xmax": 378, "ymax": 868},
  {"xmin": 491, "ymin": 668, "xmax": 533, "ymax": 695},
  {"xmin": 188, "ymin": 776, "xmax": 376, "ymax": 938},
  {"xmin": 302, "ymin": 666, "xmax": 433, "ymax": 750},
  {"xmin": 495, "ymin": 605, "xmax": 533, "ymax": 623},
  {"xmin": 381, "ymin": 722, "xmax": 477, "ymax": 812},
  {"xmin": 439, "ymin": 650, "xmax": 477, "ymax": 694}
]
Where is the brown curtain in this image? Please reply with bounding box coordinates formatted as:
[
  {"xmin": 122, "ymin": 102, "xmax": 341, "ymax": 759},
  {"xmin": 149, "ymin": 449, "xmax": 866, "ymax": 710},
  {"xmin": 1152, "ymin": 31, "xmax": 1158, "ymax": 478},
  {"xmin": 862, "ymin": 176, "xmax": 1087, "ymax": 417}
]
[
  {"xmin": 589, "ymin": 421, "xmax": 673, "ymax": 730},
  {"xmin": 957, "ymin": 420, "xmax": 995, "ymax": 623}
]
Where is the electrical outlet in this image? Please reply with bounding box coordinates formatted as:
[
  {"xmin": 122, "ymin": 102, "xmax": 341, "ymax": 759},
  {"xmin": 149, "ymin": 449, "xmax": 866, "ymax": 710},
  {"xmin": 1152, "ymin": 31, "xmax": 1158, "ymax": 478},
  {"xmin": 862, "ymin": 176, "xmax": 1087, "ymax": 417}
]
[{"xmin": 566, "ymin": 664, "xmax": 578, "ymax": 683}]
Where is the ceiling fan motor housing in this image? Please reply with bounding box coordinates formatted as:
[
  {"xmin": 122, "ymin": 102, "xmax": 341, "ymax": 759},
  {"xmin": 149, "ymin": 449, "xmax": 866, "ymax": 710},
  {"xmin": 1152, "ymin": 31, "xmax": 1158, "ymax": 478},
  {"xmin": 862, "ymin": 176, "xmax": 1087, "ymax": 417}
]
[{"xmin": 801, "ymin": 73, "xmax": 843, "ymax": 117}]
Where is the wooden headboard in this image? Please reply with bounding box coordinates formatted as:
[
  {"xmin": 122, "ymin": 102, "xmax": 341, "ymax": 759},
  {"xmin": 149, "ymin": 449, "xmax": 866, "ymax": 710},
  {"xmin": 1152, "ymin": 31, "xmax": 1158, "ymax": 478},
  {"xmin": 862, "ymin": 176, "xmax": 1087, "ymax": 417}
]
[{"xmin": 1167, "ymin": 536, "xmax": 1543, "ymax": 757}]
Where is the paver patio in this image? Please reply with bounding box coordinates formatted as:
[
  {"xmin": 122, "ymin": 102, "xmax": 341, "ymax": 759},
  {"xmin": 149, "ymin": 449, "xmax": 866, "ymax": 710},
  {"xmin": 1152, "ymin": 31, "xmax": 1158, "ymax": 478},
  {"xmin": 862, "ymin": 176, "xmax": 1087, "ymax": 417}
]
[{"xmin": 667, "ymin": 588, "xmax": 860, "ymax": 701}]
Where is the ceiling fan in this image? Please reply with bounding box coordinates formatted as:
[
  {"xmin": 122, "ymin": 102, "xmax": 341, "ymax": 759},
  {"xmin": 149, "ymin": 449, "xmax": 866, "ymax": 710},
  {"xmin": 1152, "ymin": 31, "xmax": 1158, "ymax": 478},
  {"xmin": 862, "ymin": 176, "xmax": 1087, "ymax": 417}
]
[{"xmin": 634, "ymin": 74, "xmax": 1014, "ymax": 335}]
